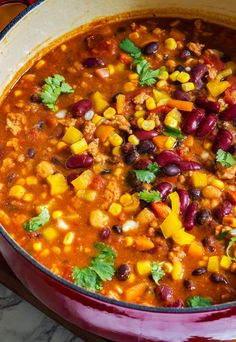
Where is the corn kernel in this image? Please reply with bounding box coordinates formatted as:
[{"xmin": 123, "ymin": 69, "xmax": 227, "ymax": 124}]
[
  {"xmin": 203, "ymin": 141, "xmax": 212, "ymax": 150},
  {"xmin": 165, "ymin": 136, "xmax": 176, "ymax": 149},
  {"xmin": 233, "ymin": 206, "xmax": 236, "ymax": 215},
  {"xmin": 145, "ymin": 97, "xmax": 156, "ymax": 110},
  {"xmin": 62, "ymin": 126, "xmax": 83, "ymax": 144},
  {"xmin": 158, "ymin": 67, "xmax": 169, "ymax": 80},
  {"xmin": 113, "ymin": 167, "xmax": 123, "ymax": 176},
  {"xmin": 136, "ymin": 260, "xmax": 152, "ymax": 276},
  {"xmin": 71, "ymin": 138, "xmax": 88, "ymax": 154},
  {"xmin": 223, "ymin": 216, "xmax": 236, "ymax": 228},
  {"xmin": 9, "ymin": 185, "xmax": 26, "ymax": 199},
  {"xmin": 72, "ymin": 170, "xmax": 93, "ymax": 190},
  {"xmin": 109, "ymin": 131, "xmax": 123, "ymax": 146},
  {"xmin": 115, "ymin": 63, "xmax": 125, "ymax": 72},
  {"xmin": 57, "ymin": 141, "xmax": 67, "ymax": 151},
  {"xmin": 63, "ymin": 232, "xmax": 75, "ymax": 245},
  {"xmin": 163, "ymin": 262, "xmax": 173, "ymax": 274},
  {"xmin": 164, "ymin": 108, "xmax": 182, "ymax": 128},
  {"xmin": 127, "ymin": 273, "xmax": 135, "ymax": 283},
  {"xmin": 40, "ymin": 249, "xmax": 50, "ymax": 257},
  {"xmin": 77, "ymin": 189, "xmax": 97, "ymax": 201},
  {"xmin": 33, "ymin": 242, "xmax": 42, "ymax": 252},
  {"xmin": 141, "ymin": 120, "xmax": 155, "ymax": 131},
  {"xmin": 35, "ymin": 60, "xmax": 46, "ymax": 69},
  {"xmin": 124, "ymin": 236, "xmax": 134, "ymax": 247},
  {"xmin": 216, "ymin": 68, "xmax": 232, "ymax": 81},
  {"xmin": 177, "ymin": 72, "xmax": 190, "ymax": 83},
  {"xmin": 172, "ymin": 261, "xmax": 184, "ymax": 280},
  {"xmin": 14, "ymin": 90, "xmax": 23, "ymax": 97},
  {"xmin": 108, "ymin": 64, "xmax": 115, "ymax": 75},
  {"xmin": 90, "ymin": 209, "xmax": 109, "ymax": 228},
  {"xmin": 124, "ymin": 81, "xmax": 136, "ymax": 92},
  {"xmin": 128, "ymin": 134, "xmax": 139, "ymax": 145},
  {"xmin": 23, "ymin": 193, "xmax": 34, "ymax": 202},
  {"xmin": 64, "ymin": 246, "xmax": 72, "ymax": 253},
  {"xmin": 156, "ymin": 80, "xmax": 168, "ymax": 88},
  {"xmin": 108, "ymin": 203, "xmax": 122, "ymax": 216},
  {"xmin": 192, "ymin": 172, "xmax": 208, "ymax": 188},
  {"xmin": 134, "ymin": 110, "xmax": 145, "ymax": 118},
  {"xmin": 103, "ymin": 107, "xmax": 116, "ymax": 119},
  {"xmin": 16, "ymin": 178, "xmax": 25, "ymax": 186},
  {"xmin": 26, "ymin": 176, "xmax": 38, "ymax": 186},
  {"xmin": 116, "ymin": 94, "xmax": 126, "ymax": 114},
  {"xmin": 52, "ymin": 210, "xmax": 63, "ymax": 219},
  {"xmin": 112, "ymin": 146, "xmax": 121, "ymax": 156},
  {"xmin": 164, "ymin": 116, "xmax": 178, "ymax": 127},
  {"xmin": 165, "ymin": 37, "xmax": 177, "ymax": 50},
  {"xmin": 92, "ymin": 114, "xmax": 103, "ymax": 125},
  {"xmin": 52, "ymin": 246, "xmax": 61, "ymax": 255},
  {"xmin": 211, "ymin": 178, "xmax": 224, "ymax": 190},
  {"xmin": 182, "ymin": 82, "xmax": 195, "ymax": 92},
  {"xmin": 120, "ymin": 193, "xmax": 133, "ymax": 206},
  {"xmin": 137, "ymin": 117, "xmax": 144, "ymax": 128},
  {"xmin": 170, "ymin": 71, "xmax": 180, "ymax": 82},
  {"xmin": 129, "ymin": 73, "xmax": 139, "ymax": 80},
  {"xmin": 42, "ymin": 227, "xmax": 58, "ymax": 242},
  {"xmin": 220, "ymin": 255, "xmax": 232, "ymax": 270}
]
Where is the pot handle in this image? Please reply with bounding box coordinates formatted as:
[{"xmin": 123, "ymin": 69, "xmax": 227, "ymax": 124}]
[{"xmin": 0, "ymin": 0, "xmax": 36, "ymax": 6}]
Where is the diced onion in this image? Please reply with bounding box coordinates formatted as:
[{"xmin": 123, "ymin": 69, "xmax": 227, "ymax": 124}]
[
  {"xmin": 85, "ymin": 110, "xmax": 94, "ymax": 121},
  {"xmin": 57, "ymin": 219, "xmax": 68, "ymax": 230},
  {"xmin": 55, "ymin": 110, "xmax": 67, "ymax": 119},
  {"xmin": 122, "ymin": 220, "xmax": 139, "ymax": 233}
]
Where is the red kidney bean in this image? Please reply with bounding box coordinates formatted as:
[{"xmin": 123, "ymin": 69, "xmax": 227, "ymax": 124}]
[
  {"xmin": 219, "ymin": 104, "xmax": 236, "ymax": 121},
  {"xmin": 177, "ymin": 189, "xmax": 190, "ymax": 214},
  {"xmin": 142, "ymin": 42, "xmax": 158, "ymax": 55},
  {"xmin": 134, "ymin": 159, "xmax": 152, "ymax": 170},
  {"xmin": 179, "ymin": 160, "xmax": 202, "ymax": 171},
  {"xmin": 156, "ymin": 284, "xmax": 173, "ymax": 302},
  {"xmin": 156, "ymin": 182, "xmax": 173, "ymax": 201},
  {"xmin": 155, "ymin": 150, "xmax": 181, "ymax": 167},
  {"xmin": 173, "ymin": 90, "xmax": 191, "ymax": 101},
  {"xmin": 72, "ymin": 99, "xmax": 92, "ymax": 117},
  {"xmin": 214, "ymin": 200, "xmax": 233, "ymax": 222},
  {"xmin": 66, "ymin": 172, "xmax": 80, "ymax": 185},
  {"xmin": 82, "ymin": 57, "xmax": 105, "ymax": 68},
  {"xmin": 196, "ymin": 114, "xmax": 217, "ymax": 137},
  {"xmin": 180, "ymin": 49, "xmax": 191, "ymax": 59},
  {"xmin": 195, "ymin": 97, "xmax": 220, "ymax": 113},
  {"xmin": 66, "ymin": 154, "xmax": 93, "ymax": 169},
  {"xmin": 134, "ymin": 130, "xmax": 158, "ymax": 140},
  {"xmin": 183, "ymin": 108, "xmax": 205, "ymax": 134},
  {"xmin": 162, "ymin": 164, "xmax": 181, "ymax": 176},
  {"xmin": 184, "ymin": 279, "xmax": 196, "ymax": 291},
  {"xmin": 167, "ymin": 300, "xmax": 184, "ymax": 308},
  {"xmin": 100, "ymin": 227, "xmax": 111, "ymax": 240},
  {"xmin": 212, "ymin": 128, "xmax": 233, "ymax": 153},
  {"xmin": 184, "ymin": 202, "xmax": 198, "ymax": 231},
  {"xmin": 190, "ymin": 64, "xmax": 208, "ymax": 84}
]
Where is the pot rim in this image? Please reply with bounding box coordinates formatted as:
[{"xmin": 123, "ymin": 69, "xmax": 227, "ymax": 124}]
[{"xmin": 1, "ymin": 0, "xmax": 236, "ymax": 314}]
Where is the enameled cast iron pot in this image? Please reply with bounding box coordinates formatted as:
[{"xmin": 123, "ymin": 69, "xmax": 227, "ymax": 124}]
[{"xmin": 0, "ymin": 1, "xmax": 236, "ymax": 341}]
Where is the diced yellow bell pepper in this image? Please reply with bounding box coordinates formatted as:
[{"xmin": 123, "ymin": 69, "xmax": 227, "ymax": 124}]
[
  {"xmin": 62, "ymin": 126, "xmax": 83, "ymax": 144},
  {"xmin": 168, "ymin": 191, "xmax": 180, "ymax": 214},
  {"xmin": 153, "ymin": 89, "xmax": 170, "ymax": 106},
  {"xmin": 188, "ymin": 241, "xmax": 204, "ymax": 258},
  {"xmin": 207, "ymin": 256, "xmax": 219, "ymax": 273},
  {"xmin": 136, "ymin": 208, "xmax": 155, "ymax": 225},
  {"xmin": 171, "ymin": 261, "xmax": 184, "ymax": 280},
  {"xmin": 220, "ymin": 255, "xmax": 232, "ymax": 270},
  {"xmin": 207, "ymin": 80, "xmax": 230, "ymax": 97},
  {"xmin": 160, "ymin": 211, "xmax": 182, "ymax": 239},
  {"xmin": 123, "ymin": 193, "xmax": 140, "ymax": 213},
  {"xmin": 172, "ymin": 228, "xmax": 195, "ymax": 245},
  {"xmin": 136, "ymin": 260, "xmax": 152, "ymax": 276},
  {"xmin": 47, "ymin": 173, "xmax": 68, "ymax": 195},
  {"xmin": 70, "ymin": 138, "xmax": 88, "ymax": 155},
  {"xmin": 72, "ymin": 170, "xmax": 93, "ymax": 190},
  {"xmin": 89, "ymin": 209, "xmax": 109, "ymax": 228},
  {"xmin": 192, "ymin": 172, "xmax": 208, "ymax": 188},
  {"xmin": 77, "ymin": 189, "xmax": 97, "ymax": 201},
  {"xmin": 92, "ymin": 91, "xmax": 109, "ymax": 112}
]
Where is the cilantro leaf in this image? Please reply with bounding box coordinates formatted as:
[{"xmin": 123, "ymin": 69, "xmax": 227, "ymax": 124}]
[
  {"xmin": 151, "ymin": 262, "xmax": 165, "ymax": 284},
  {"xmin": 24, "ymin": 206, "xmax": 50, "ymax": 232},
  {"xmin": 119, "ymin": 38, "xmax": 142, "ymax": 61},
  {"xmin": 72, "ymin": 243, "xmax": 116, "ymax": 291},
  {"xmin": 147, "ymin": 162, "xmax": 160, "ymax": 174},
  {"xmin": 72, "ymin": 267, "xmax": 103, "ymax": 291},
  {"xmin": 216, "ymin": 149, "xmax": 236, "ymax": 168},
  {"xmin": 163, "ymin": 126, "xmax": 184, "ymax": 139},
  {"xmin": 139, "ymin": 190, "xmax": 161, "ymax": 203},
  {"xmin": 133, "ymin": 170, "xmax": 156, "ymax": 183},
  {"xmin": 186, "ymin": 296, "xmax": 212, "ymax": 307},
  {"xmin": 136, "ymin": 59, "xmax": 161, "ymax": 86},
  {"xmin": 216, "ymin": 230, "xmax": 231, "ymax": 241},
  {"xmin": 40, "ymin": 74, "xmax": 74, "ymax": 111},
  {"xmin": 226, "ymin": 236, "xmax": 236, "ymax": 261}
]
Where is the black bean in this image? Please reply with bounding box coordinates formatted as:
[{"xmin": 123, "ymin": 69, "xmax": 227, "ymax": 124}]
[
  {"xmin": 122, "ymin": 143, "xmax": 136, "ymax": 155},
  {"xmin": 112, "ymin": 225, "xmax": 123, "ymax": 234},
  {"xmin": 30, "ymin": 94, "xmax": 41, "ymax": 103},
  {"xmin": 183, "ymin": 279, "xmax": 196, "ymax": 291},
  {"xmin": 162, "ymin": 164, "xmax": 181, "ymax": 176},
  {"xmin": 175, "ymin": 64, "xmax": 186, "ymax": 72},
  {"xmin": 126, "ymin": 171, "xmax": 142, "ymax": 188},
  {"xmin": 137, "ymin": 140, "xmax": 156, "ymax": 154},
  {"xmin": 189, "ymin": 188, "xmax": 201, "ymax": 201},
  {"xmin": 195, "ymin": 209, "xmax": 212, "ymax": 225},
  {"xmin": 163, "ymin": 54, "xmax": 169, "ymax": 61},
  {"xmin": 27, "ymin": 148, "xmax": 35, "ymax": 158},
  {"xmin": 101, "ymin": 169, "xmax": 111, "ymax": 175},
  {"xmin": 111, "ymin": 93, "xmax": 122, "ymax": 103},
  {"xmin": 100, "ymin": 228, "xmax": 111, "ymax": 240},
  {"xmin": 116, "ymin": 264, "xmax": 131, "ymax": 281},
  {"xmin": 142, "ymin": 42, "xmax": 159, "ymax": 55},
  {"xmin": 210, "ymin": 273, "xmax": 228, "ymax": 284},
  {"xmin": 202, "ymin": 237, "xmax": 213, "ymax": 247},
  {"xmin": 82, "ymin": 57, "xmax": 105, "ymax": 68},
  {"xmin": 124, "ymin": 152, "xmax": 139, "ymax": 165},
  {"xmin": 229, "ymin": 144, "xmax": 236, "ymax": 155},
  {"xmin": 208, "ymin": 246, "xmax": 216, "ymax": 252},
  {"xmin": 221, "ymin": 54, "xmax": 231, "ymax": 63},
  {"xmin": 192, "ymin": 267, "xmax": 207, "ymax": 276},
  {"xmin": 180, "ymin": 49, "xmax": 191, "ymax": 59}
]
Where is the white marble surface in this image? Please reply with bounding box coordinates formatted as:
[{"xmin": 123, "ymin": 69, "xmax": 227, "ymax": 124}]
[{"xmin": 0, "ymin": 284, "xmax": 84, "ymax": 342}]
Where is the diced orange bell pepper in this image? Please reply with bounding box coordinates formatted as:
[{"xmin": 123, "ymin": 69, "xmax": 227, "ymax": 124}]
[
  {"xmin": 152, "ymin": 135, "xmax": 168, "ymax": 149},
  {"xmin": 135, "ymin": 236, "xmax": 155, "ymax": 251},
  {"xmin": 151, "ymin": 202, "xmax": 171, "ymax": 220},
  {"xmin": 125, "ymin": 282, "xmax": 148, "ymax": 302},
  {"xmin": 226, "ymin": 191, "xmax": 236, "ymax": 205},
  {"xmin": 167, "ymin": 98, "xmax": 194, "ymax": 112},
  {"xmin": 95, "ymin": 125, "xmax": 114, "ymax": 143},
  {"xmin": 119, "ymin": 52, "xmax": 133, "ymax": 65},
  {"xmin": 188, "ymin": 241, "xmax": 205, "ymax": 258}
]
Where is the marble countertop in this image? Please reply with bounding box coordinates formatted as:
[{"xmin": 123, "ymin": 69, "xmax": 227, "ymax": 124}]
[{"xmin": 0, "ymin": 284, "xmax": 83, "ymax": 342}]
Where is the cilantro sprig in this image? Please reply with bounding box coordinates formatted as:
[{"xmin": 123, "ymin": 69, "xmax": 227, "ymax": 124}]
[
  {"xmin": 216, "ymin": 149, "xmax": 236, "ymax": 168},
  {"xmin": 119, "ymin": 38, "xmax": 160, "ymax": 86},
  {"xmin": 40, "ymin": 74, "xmax": 74, "ymax": 111},
  {"xmin": 133, "ymin": 162, "xmax": 160, "ymax": 184},
  {"xmin": 72, "ymin": 243, "xmax": 116, "ymax": 291},
  {"xmin": 163, "ymin": 126, "xmax": 184, "ymax": 139},
  {"xmin": 186, "ymin": 296, "xmax": 212, "ymax": 308},
  {"xmin": 151, "ymin": 262, "xmax": 165, "ymax": 284},
  {"xmin": 24, "ymin": 206, "xmax": 50, "ymax": 232},
  {"xmin": 139, "ymin": 190, "xmax": 161, "ymax": 203},
  {"xmin": 226, "ymin": 236, "xmax": 236, "ymax": 262}
]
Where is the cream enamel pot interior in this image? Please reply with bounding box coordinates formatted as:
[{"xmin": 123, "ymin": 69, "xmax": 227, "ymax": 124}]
[{"xmin": 0, "ymin": 1, "xmax": 236, "ymax": 341}]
